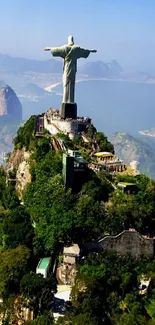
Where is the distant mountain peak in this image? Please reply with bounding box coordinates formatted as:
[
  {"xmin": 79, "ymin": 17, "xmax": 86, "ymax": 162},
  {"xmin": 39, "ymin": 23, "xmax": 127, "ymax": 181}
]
[
  {"xmin": 112, "ymin": 132, "xmax": 135, "ymax": 141},
  {"xmin": 18, "ymin": 83, "xmax": 49, "ymax": 97},
  {"xmin": 111, "ymin": 132, "xmax": 155, "ymax": 179},
  {"xmin": 0, "ymin": 85, "xmax": 22, "ymax": 120},
  {"xmin": 79, "ymin": 60, "xmax": 123, "ymax": 78},
  {"xmin": 0, "ymin": 53, "xmax": 62, "ymax": 73}
]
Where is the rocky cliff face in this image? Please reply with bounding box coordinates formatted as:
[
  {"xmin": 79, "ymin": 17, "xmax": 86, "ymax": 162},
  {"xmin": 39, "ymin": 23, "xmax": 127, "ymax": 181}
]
[
  {"xmin": 5, "ymin": 148, "xmax": 31, "ymax": 199},
  {"xmin": 111, "ymin": 132, "xmax": 155, "ymax": 179},
  {"xmin": 0, "ymin": 85, "xmax": 22, "ymax": 120}
]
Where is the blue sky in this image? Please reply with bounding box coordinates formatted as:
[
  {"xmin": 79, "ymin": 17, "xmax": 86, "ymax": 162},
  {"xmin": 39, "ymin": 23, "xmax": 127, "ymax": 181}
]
[{"xmin": 0, "ymin": 0, "xmax": 155, "ymax": 72}]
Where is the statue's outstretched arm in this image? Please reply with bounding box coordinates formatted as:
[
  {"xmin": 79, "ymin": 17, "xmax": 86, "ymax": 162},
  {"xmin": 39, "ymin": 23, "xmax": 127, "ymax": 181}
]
[
  {"xmin": 89, "ymin": 49, "xmax": 97, "ymax": 53},
  {"xmin": 44, "ymin": 47, "xmax": 52, "ymax": 51},
  {"xmin": 44, "ymin": 46, "xmax": 66, "ymax": 58}
]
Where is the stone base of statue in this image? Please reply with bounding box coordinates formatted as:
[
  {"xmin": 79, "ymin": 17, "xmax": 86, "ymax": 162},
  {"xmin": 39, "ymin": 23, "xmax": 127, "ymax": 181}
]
[
  {"xmin": 44, "ymin": 107, "xmax": 92, "ymax": 139},
  {"xmin": 60, "ymin": 103, "xmax": 77, "ymax": 120}
]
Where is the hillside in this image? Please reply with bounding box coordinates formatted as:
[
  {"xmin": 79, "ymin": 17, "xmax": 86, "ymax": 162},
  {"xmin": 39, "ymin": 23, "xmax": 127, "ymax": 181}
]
[
  {"xmin": 2, "ymin": 115, "xmax": 155, "ymax": 324},
  {"xmin": 0, "ymin": 54, "xmax": 62, "ymax": 73},
  {"xmin": 1, "ymin": 114, "xmax": 155, "ymax": 324},
  {"xmin": 18, "ymin": 83, "xmax": 51, "ymax": 97},
  {"xmin": 0, "ymin": 53, "xmax": 154, "ymax": 85},
  {"xmin": 78, "ymin": 60, "xmax": 123, "ymax": 78},
  {"xmin": 0, "ymin": 54, "xmax": 123, "ymax": 78},
  {"xmin": 111, "ymin": 132, "xmax": 155, "ymax": 179},
  {"xmin": 0, "ymin": 54, "xmax": 123, "ymax": 77}
]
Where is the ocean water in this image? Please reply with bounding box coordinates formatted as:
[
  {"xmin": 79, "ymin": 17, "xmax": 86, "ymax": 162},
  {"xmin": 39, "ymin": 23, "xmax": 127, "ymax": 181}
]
[
  {"xmin": 76, "ymin": 80, "xmax": 155, "ymax": 136},
  {"xmin": 22, "ymin": 80, "xmax": 155, "ymax": 137}
]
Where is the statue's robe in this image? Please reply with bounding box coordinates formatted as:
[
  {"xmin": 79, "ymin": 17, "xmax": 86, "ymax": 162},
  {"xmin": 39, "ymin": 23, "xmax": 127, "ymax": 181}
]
[{"xmin": 51, "ymin": 45, "xmax": 90, "ymax": 103}]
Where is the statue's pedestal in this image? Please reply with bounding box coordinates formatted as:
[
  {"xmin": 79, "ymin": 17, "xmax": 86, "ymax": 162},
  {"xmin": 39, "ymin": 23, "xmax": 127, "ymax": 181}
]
[{"xmin": 60, "ymin": 103, "xmax": 77, "ymax": 119}]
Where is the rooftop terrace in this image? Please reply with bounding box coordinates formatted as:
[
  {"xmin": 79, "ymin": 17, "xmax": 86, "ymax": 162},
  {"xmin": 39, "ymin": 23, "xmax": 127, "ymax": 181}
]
[{"xmin": 37, "ymin": 257, "xmax": 51, "ymax": 270}]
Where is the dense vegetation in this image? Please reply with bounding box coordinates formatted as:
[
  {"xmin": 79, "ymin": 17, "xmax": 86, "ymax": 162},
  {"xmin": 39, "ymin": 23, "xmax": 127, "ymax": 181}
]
[
  {"xmin": 14, "ymin": 115, "xmax": 38, "ymax": 150},
  {"xmin": 0, "ymin": 116, "xmax": 155, "ymax": 323},
  {"xmin": 60, "ymin": 252, "xmax": 155, "ymax": 325}
]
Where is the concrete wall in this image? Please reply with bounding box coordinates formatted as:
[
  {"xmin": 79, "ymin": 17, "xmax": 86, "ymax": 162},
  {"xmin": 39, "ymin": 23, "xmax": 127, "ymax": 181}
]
[
  {"xmin": 44, "ymin": 115, "xmax": 91, "ymax": 135},
  {"xmin": 36, "ymin": 268, "xmax": 47, "ymax": 278},
  {"xmin": 44, "ymin": 118, "xmax": 60, "ymax": 135},
  {"xmin": 44, "ymin": 117, "xmax": 72, "ymax": 134},
  {"xmin": 98, "ymin": 230, "xmax": 154, "ymax": 258}
]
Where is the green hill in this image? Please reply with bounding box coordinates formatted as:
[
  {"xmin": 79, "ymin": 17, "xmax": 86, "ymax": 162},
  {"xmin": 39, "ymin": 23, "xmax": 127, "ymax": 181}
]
[{"xmin": 1, "ymin": 116, "xmax": 155, "ymax": 324}]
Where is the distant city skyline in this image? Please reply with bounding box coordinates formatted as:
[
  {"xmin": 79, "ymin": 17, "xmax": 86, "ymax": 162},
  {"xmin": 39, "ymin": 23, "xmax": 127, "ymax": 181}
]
[{"xmin": 0, "ymin": 0, "xmax": 155, "ymax": 73}]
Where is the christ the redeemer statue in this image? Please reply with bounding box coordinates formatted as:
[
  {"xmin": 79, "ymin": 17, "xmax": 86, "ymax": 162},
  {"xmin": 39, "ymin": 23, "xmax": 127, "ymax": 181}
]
[{"xmin": 44, "ymin": 35, "xmax": 97, "ymax": 104}]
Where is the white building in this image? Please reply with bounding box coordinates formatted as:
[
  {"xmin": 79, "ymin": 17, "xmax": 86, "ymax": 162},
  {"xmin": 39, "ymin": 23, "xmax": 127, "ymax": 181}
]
[{"xmin": 44, "ymin": 109, "xmax": 91, "ymax": 138}]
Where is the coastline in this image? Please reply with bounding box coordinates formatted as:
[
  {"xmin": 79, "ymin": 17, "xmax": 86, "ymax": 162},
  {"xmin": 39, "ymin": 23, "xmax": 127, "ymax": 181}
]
[{"xmin": 44, "ymin": 77, "xmax": 155, "ymax": 92}]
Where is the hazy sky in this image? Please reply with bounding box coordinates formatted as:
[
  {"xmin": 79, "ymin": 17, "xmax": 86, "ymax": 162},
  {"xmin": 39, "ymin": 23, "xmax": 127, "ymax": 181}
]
[{"xmin": 1, "ymin": 0, "xmax": 155, "ymax": 73}]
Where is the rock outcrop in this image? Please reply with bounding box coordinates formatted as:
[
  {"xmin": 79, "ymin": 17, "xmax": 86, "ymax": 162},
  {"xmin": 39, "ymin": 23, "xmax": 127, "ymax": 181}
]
[
  {"xmin": 0, "ymin": 85, "xmax": 22, "ymax": 120},
  {"xmin": 5, "ymin": 148, "xmax": 31, "ymax": 199},
  {"xmin": 111, "ymin": 132, "xmax": 155, "ymax": 179}
]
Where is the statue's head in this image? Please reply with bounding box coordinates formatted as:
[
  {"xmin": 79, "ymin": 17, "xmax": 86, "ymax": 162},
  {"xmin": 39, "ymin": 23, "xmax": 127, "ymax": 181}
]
[{"xmin": 68, "ymin": 35, "xmax": 74, "ymax": 46}]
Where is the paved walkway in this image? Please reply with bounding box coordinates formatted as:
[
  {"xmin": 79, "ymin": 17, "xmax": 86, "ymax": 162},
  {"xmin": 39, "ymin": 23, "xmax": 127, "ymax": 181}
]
[{"xmin": 57, "ymin": 285, "xmax": 71, "ymax": 294}]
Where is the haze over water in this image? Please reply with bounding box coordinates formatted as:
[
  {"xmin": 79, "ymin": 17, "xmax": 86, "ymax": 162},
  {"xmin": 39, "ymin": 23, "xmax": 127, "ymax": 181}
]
[{"xmin": 21, "ymin": 79, "xmax": 155, "ymax": 137}]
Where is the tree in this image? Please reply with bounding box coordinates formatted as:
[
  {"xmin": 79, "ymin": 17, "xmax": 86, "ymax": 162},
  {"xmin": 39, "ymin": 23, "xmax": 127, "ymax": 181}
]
[
  {"xmin": 0, "ymin": 246, "xmax": 30, "ymax": 297},
  {"xmin": 104, "ymin": 190, "xmax": 132, "ymax": 234},
  {"xmin": 3, "ymin": 182, "xmax": 20, "ymax": 210},
  {"xmin": 25, "ymin": 314, "xmax": 54, "ymax": 325},
  {"xmin": 14, "ymin": 115, "xmax": 37, "ymax": 150},
  {"xmin": 105, "ymin": 174, "xmax": 155, "ymax": 236},
  {"xmin": 24, "ymin": 174, "xmax": 75, "ymax": 253},
  {"xmin": 69, "ymin": 252, "xmax": 155, "ymax": 324},
  {"xmin": 73, "ymin": 193, "xmax": 105, "ymax": 243},
  {"xmin": 94, "ymin": 132, "xmax": 114, "ymax": 153},
  {"xmin": 0, "ymin": 167, "xmax": 7, "ymax": 203},
  {"xmin": 86, "ymin": 124, "xmax": 97, "ymax": 139},
  {"xmin": 32, "ymin": 137, "xmax": 51, "ymax": 162},
  {"xmin": 81, "ymin": 179, "xmax": 112, "ymax": 202},
  {"xmin": 118, "ymin": 313, "xmax": 147, "ymax": 325},
  {"xmin": 0, "ymin": 295, "xmax": 16, "ymax": 325},
  {"xmin": 0, "ymin": 167, "xmax": 20, "ymax": 210},
  {"xmin": 56, "ymin": 313, "xmax": 98, "ymax": 325},
  {"xmin": 2, "ymin": 206, "xmax": 34, "ymax": 250},
  {"xmin": 20, "ymin": 273, "xmax": 57, "ymax": 317}
]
